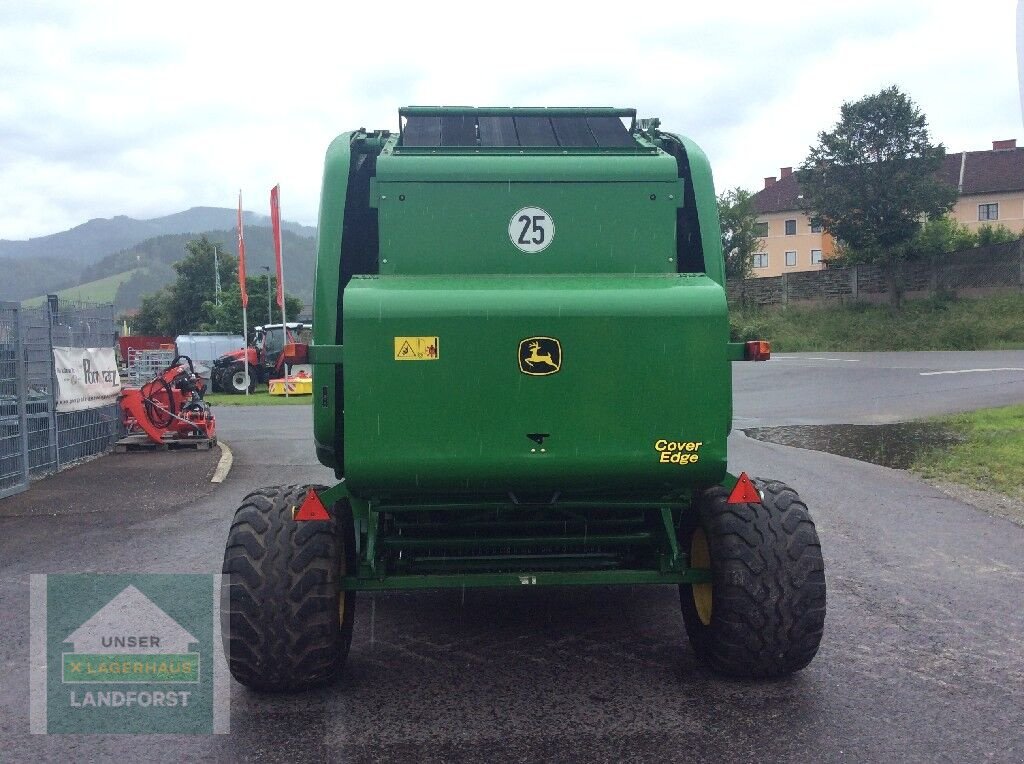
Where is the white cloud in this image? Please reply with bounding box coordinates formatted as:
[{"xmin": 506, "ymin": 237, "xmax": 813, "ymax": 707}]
[{"xmin": 0, "ymin": 0, "xmax": 1020, "ymax": 239}]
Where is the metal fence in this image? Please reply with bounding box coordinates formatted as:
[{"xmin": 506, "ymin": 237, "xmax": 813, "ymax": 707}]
[
  {"xmin": 1, "ymin": 298, "xmax": 121, "ymax": 498},
  {"xmin": 124, "ymin": 348, "xmax": 176, "ymax": 387},
  {"xmin": 0, "ymin": 303, "xmax": 29, "ymax": 499}
]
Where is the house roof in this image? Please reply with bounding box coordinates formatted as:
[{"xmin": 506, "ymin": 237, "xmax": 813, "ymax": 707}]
[
  {"xmin": 753, "ymin": 146, "xmax": 1024, "ymax": 215},
  {"xmin": 753, "ymin": 174, "xmax": 801, "ymax": 215}
]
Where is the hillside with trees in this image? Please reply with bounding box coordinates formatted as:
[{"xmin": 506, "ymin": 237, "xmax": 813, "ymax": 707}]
[
  {"xmin": 131, "ymin": 236, "xmax": 303, "ymax": 336},
  {"xmin": 1, "ymin": 206, "xmax": 315, "ymax": 302}
]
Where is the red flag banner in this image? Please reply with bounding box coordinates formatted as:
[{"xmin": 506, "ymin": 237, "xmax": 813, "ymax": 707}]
[
  {"xmin": 270, "ymin": 184, "xmax": 285, "ymax": 309},
  {"xmin": 237, "ymin": 191, "xmax": 248, "ymax": 308}
]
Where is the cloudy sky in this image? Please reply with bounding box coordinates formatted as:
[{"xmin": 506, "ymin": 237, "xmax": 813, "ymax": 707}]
[{"xmin": 1, "ymin": 0, "xmax": 1021, "ymax": 240}]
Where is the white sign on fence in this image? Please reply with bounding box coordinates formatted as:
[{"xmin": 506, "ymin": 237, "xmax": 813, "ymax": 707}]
[{"xmin": 53, "ymin": 347, "xmax": 122, "ymax": 413}]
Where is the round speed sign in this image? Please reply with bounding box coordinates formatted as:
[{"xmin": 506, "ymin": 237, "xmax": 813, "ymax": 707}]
[{"xmin": 508, "ymin": 207, "xmax": 555, "ymax": 253}]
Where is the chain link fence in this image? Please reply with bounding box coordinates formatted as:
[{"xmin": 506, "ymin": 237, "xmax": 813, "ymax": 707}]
[
  {"xmin": 728, "ymin": 240, "xmax": 1024, "ymax": 307},
  {"xmin": 0, "ymin": 303, "xmax": 29, "ymax": 499},
  {"xmin": 1, "ymin": 298, "xmax": 121, "ymax": 498}
]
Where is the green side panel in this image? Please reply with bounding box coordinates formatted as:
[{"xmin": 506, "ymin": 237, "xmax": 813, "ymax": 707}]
[
  {"xmin": 342, "ymin": 274, "xmax": 730, "ymax": 498},
  {"xmin": 375, "ymin": 152, "xmax": 677, "ymax": 183},
  {"xmin": 376, "ymin": 181, "xmax": 679, "ymax": 275},
  {"xmin": 312, "ymin": 132, "xmax": 355, "ymax": 469},
  {"xmin": 659, "ymin": 132, "xmax": 725, "ymax": 285}
]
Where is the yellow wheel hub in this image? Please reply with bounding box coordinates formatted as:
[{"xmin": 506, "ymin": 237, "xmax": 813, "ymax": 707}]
[{"xmin": 690, "ymin": 527, "xmax": 713, "ymax": 626}]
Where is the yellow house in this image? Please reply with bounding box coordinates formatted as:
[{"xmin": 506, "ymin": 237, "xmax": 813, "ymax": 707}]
[{"xmin": 749, "ymin": 139, "xmax": 1024, "ymax": 277}]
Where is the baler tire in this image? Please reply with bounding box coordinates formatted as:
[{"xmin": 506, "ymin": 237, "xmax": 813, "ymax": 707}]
[
  {"xmin": 679, "ymin": 478, "xmax": 826, "ymax": 678},
  {"xmin": 221, "ymin": 484, "xmax": 355, "ymax": 692}
]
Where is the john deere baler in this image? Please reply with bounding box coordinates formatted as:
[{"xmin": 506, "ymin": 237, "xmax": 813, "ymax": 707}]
[{"xmin": 222, "ymin": 108, "xmax": 826, "ymax": 692}]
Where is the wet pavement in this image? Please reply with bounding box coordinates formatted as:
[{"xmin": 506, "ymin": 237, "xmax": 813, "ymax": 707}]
[
  {"xmin": 1, "ymin": 352, "xmax": 1024, "ymax": 762},
  {"xmin": 733, "ymin": 350, "xmax": 1024, "ymax": 426},
  {"xmin": 743, "ymin": 422, "xmax": 963, "ymax": 470}
]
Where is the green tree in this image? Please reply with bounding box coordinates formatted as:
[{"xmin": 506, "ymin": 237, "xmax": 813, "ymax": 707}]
[
  {"xmin": 132, "ymin": 289, "xmax": 174, "ymax": 335},
  {"xmin": 167, "ymin": 236, "xmax": 237, "ymax": 331},
  {"xmin": 798, "ymin": 86, "xmax": 957, "ymax": 306},
  {"xmin": 205, "ymin": 276, "xmax": 303, "ymax": 337},
  {"xmin": 129, "ymin": 236, "xmax": 240, "ymax": 335},
  {"xmin": 129, "ymin": 236, "xmax": 305, "ymax": 336},
  {"xmin": 717, "ymin": 187, "xmax": 762, "ymax": 280},
  {"xmin": 975, "ymin": 223, "xmax": 1020, "ymax": 247},
  {"xmin": 907, "ymin": 216, "xmax": 977, "ymax": 259}
]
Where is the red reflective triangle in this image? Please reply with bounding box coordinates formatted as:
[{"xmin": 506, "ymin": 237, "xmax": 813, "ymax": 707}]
[
  {"xmin": 294, "ymin": 490, "xmax": 330, "ymax": 521},
  {"xmin": 727, "ymin": 472, "xmax": 761, "ymax": 504}
]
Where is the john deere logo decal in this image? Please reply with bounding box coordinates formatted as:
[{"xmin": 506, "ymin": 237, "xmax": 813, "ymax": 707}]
[{"xmin": 519, "ymin": 337, "xmax": 561, "ymax": 376}]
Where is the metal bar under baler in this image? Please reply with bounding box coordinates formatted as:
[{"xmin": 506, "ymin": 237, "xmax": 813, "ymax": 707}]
[{"xmin": 341, "ymin": 567, "xmax": 711, "ymax": 592}]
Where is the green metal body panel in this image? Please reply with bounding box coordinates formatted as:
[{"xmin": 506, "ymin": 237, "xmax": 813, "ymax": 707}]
[
  {"xmin": 341, "ymin": 274, "xmax": 729, "ymax": 497},
  {"xmin": 375, "ymin": 181, "xmax": 681, "ymax": 276},
  {"xmin": 308, "ymin": 107, "xmax": 740, "ymax": 591},
  {"xmin": 311, "ymin": 131, "xmax": 356, "ymax": 468}
]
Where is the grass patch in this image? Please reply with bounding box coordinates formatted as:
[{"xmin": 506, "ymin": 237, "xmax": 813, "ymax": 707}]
[
  {"xmin": 730, "ymin": 292, "xmax": 1024, "ymax": 352},
  {"xmin": 205, "ymin": 386, "xmax": 311, "ymax": 406},
  {"xmin": 22, "ymin": 269, "xmax": 143, "ymax": 307},
  {"xmin": 911, "ymin": 404, "xmax": 1024, "ymax": 500}
]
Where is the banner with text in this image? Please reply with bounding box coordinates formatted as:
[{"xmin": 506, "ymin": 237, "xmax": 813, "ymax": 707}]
[{"xmin": 53, "ymin": 347, "xmax": 122, "ymax": 413}]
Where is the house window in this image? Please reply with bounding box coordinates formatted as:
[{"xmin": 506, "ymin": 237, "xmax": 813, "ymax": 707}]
[
  {"xmin": 754, "ymin": 221, "xmax": 769, "ymax": 237},
  {"xmin": 785, "ymin": 219, "xmax": 797, "ymax": 235},
  {"xmin": 785, "ymin": 251, "xmax": 797, "ymax": 267},
  {"xmin": 810, "ymin": 222, "xmax": 823, "ymax": 233},
  {"xmin": 810, "ymin": 249, "xmax": 823, "ymax": 264},
  {"xmin": 752, "ymin": 253, "xmax": 768, "ymax": 269},
  {"xmin": 978, "ymin": 203, "xmax": 999, "ymax": 221}
]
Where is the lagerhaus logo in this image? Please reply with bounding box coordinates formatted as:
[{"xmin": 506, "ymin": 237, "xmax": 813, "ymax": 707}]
[{"xmin": 30, "ymin": 574, "xmax": 229, "ymax": 734}]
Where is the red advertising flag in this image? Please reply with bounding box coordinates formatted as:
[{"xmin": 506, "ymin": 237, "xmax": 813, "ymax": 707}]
[
  {"xmin": 237, "ymin": 191, "xmax": 248, "ymax": 308},
  {"xmin": 270, "ymin": 184, "xmax": 285, "ymax": 309}
]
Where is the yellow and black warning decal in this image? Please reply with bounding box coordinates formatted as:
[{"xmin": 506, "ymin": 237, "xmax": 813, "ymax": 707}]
[
  {"xmin": 394, "ymin": 337, "xmax": 439, "ymax": 361},
  {"xmin": 654, "ymin": 439, "xmax": 703, "ymax": 465},
  {"xmin": 519, "ymin": 337, "xmax": 561, "ymax": 376}
]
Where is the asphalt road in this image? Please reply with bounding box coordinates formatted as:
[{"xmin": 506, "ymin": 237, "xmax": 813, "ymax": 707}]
[{"xmin": 2, "ymin": 351, "xmax": 1023, "ymax": 762}]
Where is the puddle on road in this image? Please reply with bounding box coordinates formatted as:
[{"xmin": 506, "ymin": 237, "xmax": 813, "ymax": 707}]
[{"xmin": 742, "ymin": 423, "xmax": 963, "ymax": 469}]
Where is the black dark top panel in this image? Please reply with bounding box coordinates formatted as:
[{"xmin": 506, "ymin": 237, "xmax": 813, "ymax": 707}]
[
  {"xmin": 478, "ymin": 116, "xmax": 518, "ymax": 147},
  {"xmin": 402, "ymin": 113, "xmax": 637, "ymax": 149},
  {"xmin": 513, "ymin": 116, "xmax": 558, "ymax": 146},
  {"xmin": 550, "ymin": 116, "xmax": 596, "ymax": 148},
  {"xmin": 440, "ymin": 115, "xmax": 476, "ymax": 146},
  {"xmin": 586, "ymin": 116, "xmax": 635, "ymax": 147},
  {"xmin": 402, "ymin": 116, "xmax": 442, "ymax": 147}
]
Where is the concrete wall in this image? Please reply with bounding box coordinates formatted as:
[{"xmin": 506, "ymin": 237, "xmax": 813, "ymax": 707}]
[{"xmin": 727, "ymin": 240, "xmax": 1024, "ymax": 306}]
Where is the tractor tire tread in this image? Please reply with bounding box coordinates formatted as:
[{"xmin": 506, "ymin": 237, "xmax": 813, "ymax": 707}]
[
  {"xmin": 221, "ymin": 484, "xmax": 353, "ymax": 692},
  {"xmin": 680, "ymin": 479, "xmax": 826, "ymax": 678}
]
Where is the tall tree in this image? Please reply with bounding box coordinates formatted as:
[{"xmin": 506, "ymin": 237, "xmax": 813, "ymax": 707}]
[
  {"xmin": 130, "ymin": 236, "xmax": 240, "ymax": 335},
  {"xmin": 130, "ymin": 237, "xmax": 304, "ymax": 337},
  {"xmin": 204, "ymin": 276, "xmax": 303, "ymax": 337},
  {"xmin": 717, "ymin": 187, "xmax": 762, "ymax": 280},
  {"xmin": 798, "ymin": 86, "xmax": 956, "ymax": 306}
]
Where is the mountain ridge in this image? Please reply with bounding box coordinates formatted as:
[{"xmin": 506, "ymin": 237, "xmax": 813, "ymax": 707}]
[
  {"xmin": 0, "ymin": 207, "xmax": 317, "ymax": 303},
  {"xmin": 0, "ymin": 206, "xmax": 316, "ymax": 265}
]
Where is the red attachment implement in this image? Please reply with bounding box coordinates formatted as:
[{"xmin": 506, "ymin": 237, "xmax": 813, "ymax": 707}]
[{"xmin": 119, "ymin": 356, "xmax": 216, "ymax": 444}]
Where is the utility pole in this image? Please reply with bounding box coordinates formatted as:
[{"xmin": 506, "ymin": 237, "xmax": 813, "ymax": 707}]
[{"xmin": 214, "ymin": 246, "xmax": 222, "ymax": 306}]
